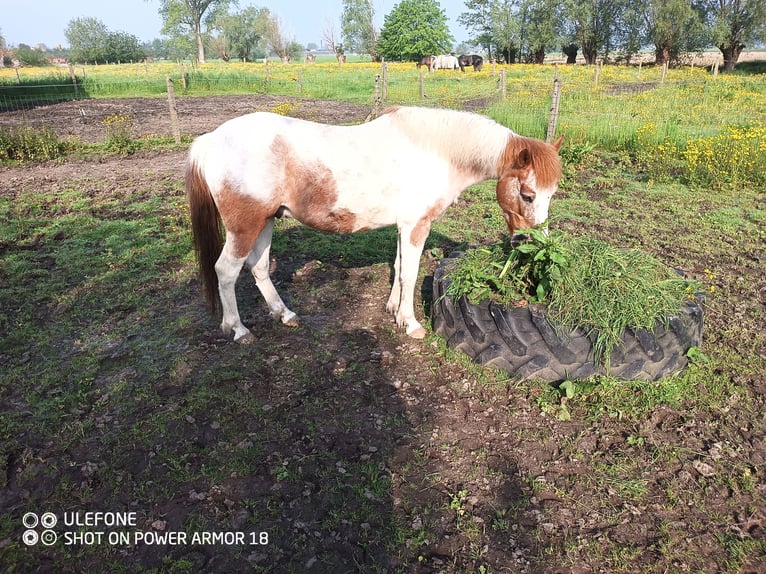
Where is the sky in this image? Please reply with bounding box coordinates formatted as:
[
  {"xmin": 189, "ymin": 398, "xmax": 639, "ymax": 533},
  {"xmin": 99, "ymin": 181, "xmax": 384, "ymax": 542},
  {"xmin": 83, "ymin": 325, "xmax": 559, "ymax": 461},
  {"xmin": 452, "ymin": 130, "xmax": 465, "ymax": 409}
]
[{"xmin": 1, "ymin": 0, "xmax": 471, "ymax": 50}]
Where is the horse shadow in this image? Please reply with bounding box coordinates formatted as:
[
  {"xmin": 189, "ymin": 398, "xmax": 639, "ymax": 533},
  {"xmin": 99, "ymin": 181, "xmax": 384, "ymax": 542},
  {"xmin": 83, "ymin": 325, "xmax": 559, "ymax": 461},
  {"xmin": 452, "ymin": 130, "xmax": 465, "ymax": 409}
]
[{"xmin": 266, "ymin": 225, "xmax": 466, "ymax": 322}]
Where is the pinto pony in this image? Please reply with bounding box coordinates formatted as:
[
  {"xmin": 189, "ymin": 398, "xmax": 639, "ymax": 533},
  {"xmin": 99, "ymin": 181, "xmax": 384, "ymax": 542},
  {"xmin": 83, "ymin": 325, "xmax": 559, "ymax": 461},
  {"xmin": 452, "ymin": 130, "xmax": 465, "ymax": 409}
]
[{"xmin": 186, "ymin": 106, "xmax": 564, "ymax": 342}]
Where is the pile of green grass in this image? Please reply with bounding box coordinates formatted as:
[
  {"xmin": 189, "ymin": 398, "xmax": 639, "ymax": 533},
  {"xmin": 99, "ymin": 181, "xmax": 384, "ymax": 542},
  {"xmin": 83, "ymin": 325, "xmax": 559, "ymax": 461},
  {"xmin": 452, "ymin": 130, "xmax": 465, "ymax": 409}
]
[{"xmin": 445, "ymin": 229, "xmax": 700, "ymax": 365}]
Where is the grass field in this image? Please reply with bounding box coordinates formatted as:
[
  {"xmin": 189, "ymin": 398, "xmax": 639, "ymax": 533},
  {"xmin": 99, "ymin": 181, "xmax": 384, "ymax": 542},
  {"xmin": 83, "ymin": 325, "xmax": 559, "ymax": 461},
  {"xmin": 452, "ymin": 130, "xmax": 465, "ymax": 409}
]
[{"xmin": 1, "ymin": 61, "xmax": 765, "ymax": 572}]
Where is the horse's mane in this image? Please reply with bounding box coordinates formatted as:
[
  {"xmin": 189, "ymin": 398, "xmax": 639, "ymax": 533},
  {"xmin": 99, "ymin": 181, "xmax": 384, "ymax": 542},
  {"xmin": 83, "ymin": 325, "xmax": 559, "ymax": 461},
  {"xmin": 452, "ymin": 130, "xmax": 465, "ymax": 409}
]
[{"xmin": 382, "ymin": 106, "xmax": 561, "ymax": 187}]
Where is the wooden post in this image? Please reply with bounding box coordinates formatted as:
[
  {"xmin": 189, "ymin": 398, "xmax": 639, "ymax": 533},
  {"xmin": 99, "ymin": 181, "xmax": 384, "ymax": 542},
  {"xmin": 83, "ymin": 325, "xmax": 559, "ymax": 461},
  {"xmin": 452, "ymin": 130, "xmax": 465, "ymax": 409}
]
[
  {"xmin": 166, "ymin": 77, "xmax": 181, "ymax": 144},
  {"xmin": 499, "ymin": 69, "xmax": 507, "ymax": 98},
  {"xmin": 637, "ymin": 60, "xmax": 642, "ymax": 81},
  {"xmin": 712, "ymin": 60, "xmax": 719, "ymax": 76},
  {"xmin": 15, "ymin": 67, "xmax": 20, "ymax": 84},
  {"xmin": 660, "ymin": 61, "xmax": 667, "ymax": 84},
  {"xmin": 67, "ymin": 63, "xmax": 79, "ymax": 95},
  {"xmin": 178, "ymin": 61, "xmax": 187, "ymax": 89},
  {"xmin": 265, "ymin": 57, "xmax": 270, "ymax": 82},
  {"xmin": 297, "ymin": 68, "xmax": 303, "ymax": 96},
  {"xmin": 594, "ymin": 61, "xmax": 600, "ymax": 85},
  {"xmin": 419, "ymin": 69, "xmax": 425, "ymax": 98},
  {"xmin": 546, "ymin": 74, "xmax": 562, "ymax": 144},
  {"xmin": 381, "ymin": 60, "xmax": 388, "ymax": 101},
  {"xmin": 373, "ymin": 74, "xmax": 381, "ymax": 119}
]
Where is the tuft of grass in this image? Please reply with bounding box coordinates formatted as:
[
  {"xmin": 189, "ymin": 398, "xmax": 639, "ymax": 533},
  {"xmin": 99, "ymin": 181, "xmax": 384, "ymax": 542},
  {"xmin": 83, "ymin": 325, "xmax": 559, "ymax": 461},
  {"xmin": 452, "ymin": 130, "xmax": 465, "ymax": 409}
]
[{"xmin": 546, "ymin": 235, "xmax": 698, "ymax": 365}]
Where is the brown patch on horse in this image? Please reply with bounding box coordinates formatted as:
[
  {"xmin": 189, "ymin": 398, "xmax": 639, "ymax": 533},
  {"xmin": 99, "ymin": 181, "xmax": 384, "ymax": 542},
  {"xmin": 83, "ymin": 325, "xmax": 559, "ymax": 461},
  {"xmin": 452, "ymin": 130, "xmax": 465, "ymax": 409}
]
[
  {"xmin": 270, "ymin": 135, "xmax": 358, "ymax": 233},
  {"xmin": 381, "ymin": 105, "xmax": 402, "ymax": 116},
  {"xmin": 498, "ymin": 135, "xmax": 562, "ymax": 188},
  {"xmin": 215, "ymin": 181, "xmax": 274, "ymax": 258},
  {"xmin": 410, "ymin": 200, "xmax": 449, "ymax": 247}
]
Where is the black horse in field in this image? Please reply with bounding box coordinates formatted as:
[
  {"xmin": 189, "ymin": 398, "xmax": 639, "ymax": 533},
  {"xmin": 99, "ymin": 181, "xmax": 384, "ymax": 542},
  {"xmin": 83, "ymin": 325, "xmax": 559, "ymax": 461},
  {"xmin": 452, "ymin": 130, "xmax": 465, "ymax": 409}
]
[{"xmin": 458, "ymin": 54, "xmax": 484, "ymax": 72}]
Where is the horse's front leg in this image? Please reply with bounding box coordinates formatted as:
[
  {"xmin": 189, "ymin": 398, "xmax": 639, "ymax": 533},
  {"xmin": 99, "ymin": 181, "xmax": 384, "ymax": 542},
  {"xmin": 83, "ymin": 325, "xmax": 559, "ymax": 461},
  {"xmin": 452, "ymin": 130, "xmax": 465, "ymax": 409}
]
[
  {"xmin": 386, "ymin": 237, "xmax": 402, "ymax": 315},
  {"xmin": 388, "ymin": 226, "xmax": 428, "ymax": 339}
]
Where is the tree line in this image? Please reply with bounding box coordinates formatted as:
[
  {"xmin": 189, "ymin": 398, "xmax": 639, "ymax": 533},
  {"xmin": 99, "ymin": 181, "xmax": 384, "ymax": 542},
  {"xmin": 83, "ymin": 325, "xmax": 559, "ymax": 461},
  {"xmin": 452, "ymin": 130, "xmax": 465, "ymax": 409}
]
[{"xmin": 2, "ymin": 0, "xmax": 764, "ymax": 71}]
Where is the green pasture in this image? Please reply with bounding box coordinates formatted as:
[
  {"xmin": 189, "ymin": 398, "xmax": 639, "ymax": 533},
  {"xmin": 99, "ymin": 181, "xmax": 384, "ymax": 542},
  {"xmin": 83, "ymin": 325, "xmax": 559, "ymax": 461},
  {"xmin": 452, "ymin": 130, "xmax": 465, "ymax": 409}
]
[{"xmin": 2, "ymin": 59, "xmax": 766, "ymax": 152}]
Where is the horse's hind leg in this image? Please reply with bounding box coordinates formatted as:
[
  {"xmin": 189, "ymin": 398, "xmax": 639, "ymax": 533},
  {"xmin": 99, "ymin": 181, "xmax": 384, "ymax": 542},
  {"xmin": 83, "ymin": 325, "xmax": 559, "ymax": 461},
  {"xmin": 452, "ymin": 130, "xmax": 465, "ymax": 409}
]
[
  {"xmin": 216, "ymin": 235, "xmax": 256, "ymax": 343},
  {"xmin": 246, "ymin": 218, "xmax": 298, "ymax": 327}
]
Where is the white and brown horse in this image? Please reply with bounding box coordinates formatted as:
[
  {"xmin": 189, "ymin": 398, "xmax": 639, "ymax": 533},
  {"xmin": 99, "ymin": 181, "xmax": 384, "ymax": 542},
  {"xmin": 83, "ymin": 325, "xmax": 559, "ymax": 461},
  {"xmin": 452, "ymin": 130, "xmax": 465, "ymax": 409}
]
[
  {"xmin": 431, "ymin": 54, "xmax": 460, "ymax": 71},
  {"xmin": 186, "ymin": 106, "xmax": 564, "ymax": 342}
]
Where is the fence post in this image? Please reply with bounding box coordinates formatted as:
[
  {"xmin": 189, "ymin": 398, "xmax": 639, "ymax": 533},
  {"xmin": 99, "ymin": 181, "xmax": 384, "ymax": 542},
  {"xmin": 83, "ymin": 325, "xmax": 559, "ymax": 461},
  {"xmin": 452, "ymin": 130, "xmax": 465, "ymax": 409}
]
[
  {"xmin": 297, "ymin": 68, "xmax": 303, "ymax": 96},
  {"xmin": 178, "ymin": 61, "xmax": 187, "ymax": 89},
  {"xmin": 499, "ymin": 69, "xmax": 506, "ymax": 99},
  {"xmin": 381, "ymin": 60, "xmax": 388, "ymax": 101},
  {"xmin": 546, "ymin": 72, "xmax": 562, "ymax": 144},
  {"xmin": 419, "ymin": 69, "xmax": 425, "ymax": 99},
  {"xmin": 372, "ymin": 74, "xmax": 381, "ymax": 119},
  {"xmin": 67, "ymin": 63, "xmax": 79, "ymax": 95},
  {"xmin": 166, "ymin": 77, "xmax": 182, "ymax": 144},
  {"xmin": 661, "ymin": 61, "xmax": 668, "ymax": 84}
]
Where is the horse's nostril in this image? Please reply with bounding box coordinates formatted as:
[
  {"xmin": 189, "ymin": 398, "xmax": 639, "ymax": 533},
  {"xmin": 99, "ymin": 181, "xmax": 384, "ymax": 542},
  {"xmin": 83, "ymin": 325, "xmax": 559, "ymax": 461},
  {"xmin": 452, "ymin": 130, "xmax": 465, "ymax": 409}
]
[{"xmin": 510, "ymin": 233, "xmax": 531, "ymax": 247}]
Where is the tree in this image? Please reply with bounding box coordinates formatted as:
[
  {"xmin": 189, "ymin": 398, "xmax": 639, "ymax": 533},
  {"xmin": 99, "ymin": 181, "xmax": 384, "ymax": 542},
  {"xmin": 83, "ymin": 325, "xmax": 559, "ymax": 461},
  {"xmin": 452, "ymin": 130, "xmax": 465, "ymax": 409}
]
[
  {"xmin": 214, "ymin": 6, "xmax": 271, "ymax": 62},
  {"xmin": 377, "ymin": 0, "xmax": 454, "ymax": 61},
  {"xmin": 65, "ymin": 17, "xmax": 110, "ymax": 63},
  {"xmin": 323, "ymin": 20, "xmax": 346, "ymax": 64},
  {"xmin": 14, "ymin": 44, "xmax": 51, "ymax": 66},
  {"xmin": 458, "ymin": 0, "xmax": 496, "ymax": 59},
  {"xmin": 699, "ymin": 0, "xmax": 766, "ymax": 71},
  {"xmin": 517, "ymin": 0, "xmax": 561, "ymax": 63},
  {"xmin": 489, "ymin": 0, "xmax": 521, "ymax": 63},
  {"xmin": 155, "ymin": 0, "xmax": 235, "ymax": 63},
  {"xmin": 561, "ymin": 0, "xmax": 625, "ymax": 64},
  {"xmin": 264, "ymin": 13, "xmax": 299, "ymax": 63},
  {"xmin": 640, "ymin": 0, "xmax": 707, "ymax": 66},
  {"xmin": 342, "ymin": 0, "xmax": 379, "ymax": 61}
]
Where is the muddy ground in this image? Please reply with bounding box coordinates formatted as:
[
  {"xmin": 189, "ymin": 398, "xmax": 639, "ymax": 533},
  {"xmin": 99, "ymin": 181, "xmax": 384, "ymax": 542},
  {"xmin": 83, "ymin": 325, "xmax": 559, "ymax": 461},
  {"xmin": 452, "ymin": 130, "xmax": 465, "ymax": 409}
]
[{"xmin": 1, "ymin": 95, "xmax": 764, "ymax": 573}]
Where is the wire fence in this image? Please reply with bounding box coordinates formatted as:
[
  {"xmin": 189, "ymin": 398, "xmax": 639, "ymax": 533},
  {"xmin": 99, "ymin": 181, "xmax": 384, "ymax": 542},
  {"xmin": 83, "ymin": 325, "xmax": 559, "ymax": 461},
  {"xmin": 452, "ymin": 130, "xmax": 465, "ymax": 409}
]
[{"xmin": 1, "ymin": 61, "xmax": 764, "ymax": 148}]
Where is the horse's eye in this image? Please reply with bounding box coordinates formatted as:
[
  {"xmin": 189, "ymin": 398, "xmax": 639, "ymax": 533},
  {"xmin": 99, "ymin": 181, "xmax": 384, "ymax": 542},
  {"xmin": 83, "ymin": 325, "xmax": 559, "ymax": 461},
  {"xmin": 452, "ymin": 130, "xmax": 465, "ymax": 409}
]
[{"xmin": 521, "ymin": 192, "xmax": 535, "ymax": 204}]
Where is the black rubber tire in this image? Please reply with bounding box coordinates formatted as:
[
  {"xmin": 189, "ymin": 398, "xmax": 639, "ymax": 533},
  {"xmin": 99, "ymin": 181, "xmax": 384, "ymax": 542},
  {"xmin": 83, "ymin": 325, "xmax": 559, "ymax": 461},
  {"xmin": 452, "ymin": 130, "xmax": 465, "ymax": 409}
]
[{"xmin": 431, "ymin": 253, "xmax": 704, "ymax": 382}]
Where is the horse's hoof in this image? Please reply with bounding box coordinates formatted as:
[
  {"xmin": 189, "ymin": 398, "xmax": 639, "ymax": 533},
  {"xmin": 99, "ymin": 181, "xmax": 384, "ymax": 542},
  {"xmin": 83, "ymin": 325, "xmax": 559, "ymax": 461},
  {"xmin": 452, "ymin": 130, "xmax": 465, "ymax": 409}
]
[
  {"xmin": 283, "ymin": 315, "xmax": 300, "ymax": 327},
  {"xmin": 235, "ymin": 332, "xmax": 256, "ymax": 344},
  {"xmin": 407, "ymin": 326, "xmax": 428, "ymax": 339}
]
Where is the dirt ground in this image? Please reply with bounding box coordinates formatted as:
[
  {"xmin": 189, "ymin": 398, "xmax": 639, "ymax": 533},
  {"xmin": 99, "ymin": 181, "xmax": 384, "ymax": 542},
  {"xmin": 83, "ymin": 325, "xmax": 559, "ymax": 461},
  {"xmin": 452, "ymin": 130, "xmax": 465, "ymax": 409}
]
[{"xmin": 1, "ymin": 95, "xmax": 764, "ymax": 573}]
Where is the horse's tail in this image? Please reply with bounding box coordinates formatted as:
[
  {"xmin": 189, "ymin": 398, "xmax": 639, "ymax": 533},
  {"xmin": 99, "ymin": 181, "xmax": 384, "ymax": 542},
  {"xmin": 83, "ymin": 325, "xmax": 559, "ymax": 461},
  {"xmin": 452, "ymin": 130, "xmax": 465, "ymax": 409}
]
[{"xmin": 185, "ymin": 139, "xmax": 223, "ymax": 319}]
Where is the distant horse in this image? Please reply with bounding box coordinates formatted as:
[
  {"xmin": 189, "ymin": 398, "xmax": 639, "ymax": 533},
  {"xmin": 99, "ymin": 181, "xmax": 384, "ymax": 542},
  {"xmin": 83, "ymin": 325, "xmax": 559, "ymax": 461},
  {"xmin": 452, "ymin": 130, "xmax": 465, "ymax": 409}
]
[
  {"xmin": 416, "ymin": 55, "xmax": 436, "ymax": 71},
  {"xmin": 458, "ymin": 54, "xmax": 484, "ymax": 72},
  {"xmin": 305, "ymin": 53, "xmax": 316, "ymax": 63},
  {"xmin": 431, "ymin": 54, "xmax": 460, "ymax": 71},
  {"xmin": 186, "ymin": 106, "xmax": 564, "ymax": 342}
]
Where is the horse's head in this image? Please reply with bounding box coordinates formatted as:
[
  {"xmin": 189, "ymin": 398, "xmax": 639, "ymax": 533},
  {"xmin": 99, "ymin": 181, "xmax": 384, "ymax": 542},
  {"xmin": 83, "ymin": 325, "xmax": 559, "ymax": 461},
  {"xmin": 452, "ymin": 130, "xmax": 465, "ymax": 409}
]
[{"xmin": 496, "ymin": 135, "xmax": 564, "ymax": 234}]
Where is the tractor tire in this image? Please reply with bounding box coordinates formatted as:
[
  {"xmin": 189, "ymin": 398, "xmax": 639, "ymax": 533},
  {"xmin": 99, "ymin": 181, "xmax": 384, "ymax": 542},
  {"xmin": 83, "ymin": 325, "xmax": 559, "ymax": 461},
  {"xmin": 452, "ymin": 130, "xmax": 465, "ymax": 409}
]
[{"xmin": 431, "ymin": 253, "xmax": 704, "ymax": 382}]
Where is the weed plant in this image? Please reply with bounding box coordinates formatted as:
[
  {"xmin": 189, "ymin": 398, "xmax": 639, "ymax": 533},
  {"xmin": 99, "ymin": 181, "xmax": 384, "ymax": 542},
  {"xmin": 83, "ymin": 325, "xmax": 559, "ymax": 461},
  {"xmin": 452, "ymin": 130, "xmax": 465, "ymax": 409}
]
[
  {"xmin": 445, "ymin": 229, "xmax": 699, "ymax": 365},
  {"xmin": 0, "ymin": 125, "xmax": 67, "ymax": 161}
]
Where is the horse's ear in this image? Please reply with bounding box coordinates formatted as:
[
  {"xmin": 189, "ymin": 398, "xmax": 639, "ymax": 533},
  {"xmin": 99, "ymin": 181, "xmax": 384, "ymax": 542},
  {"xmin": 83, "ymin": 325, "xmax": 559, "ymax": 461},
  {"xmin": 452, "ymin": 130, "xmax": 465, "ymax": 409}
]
[
  {"xmin": 518, "ymin": 148, "xmax": 532, "ymax": 168},
  {"xmin": 552, "ymin": 134, "xmax": 565, "ymax": 151}
]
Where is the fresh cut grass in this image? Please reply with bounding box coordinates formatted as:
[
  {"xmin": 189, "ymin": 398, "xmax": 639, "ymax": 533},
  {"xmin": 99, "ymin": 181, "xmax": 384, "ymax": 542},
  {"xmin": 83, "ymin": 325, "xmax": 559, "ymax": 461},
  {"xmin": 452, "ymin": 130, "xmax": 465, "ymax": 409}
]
[{"xmin": 444, "ymin": 230, "xmax": 699, "ymax": 365}]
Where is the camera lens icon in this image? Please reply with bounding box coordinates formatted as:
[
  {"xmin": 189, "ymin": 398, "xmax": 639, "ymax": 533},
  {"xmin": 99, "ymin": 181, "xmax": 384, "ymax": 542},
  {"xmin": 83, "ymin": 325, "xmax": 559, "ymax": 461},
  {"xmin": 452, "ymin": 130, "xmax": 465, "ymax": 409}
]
[
  {"xmin": 40, "ymin": 530, "xmax": 58, "ymax": 546},
  {"xmin": 23, "ymin": 530, "xmax": 39, "ymax": 546},
  {"xmin": 40, "ymin": 513, "xmax": 57, "ymax": 529},
  {"xmin": 22, "ymin": 512, "xmax": 38, "ymax": 529}
]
